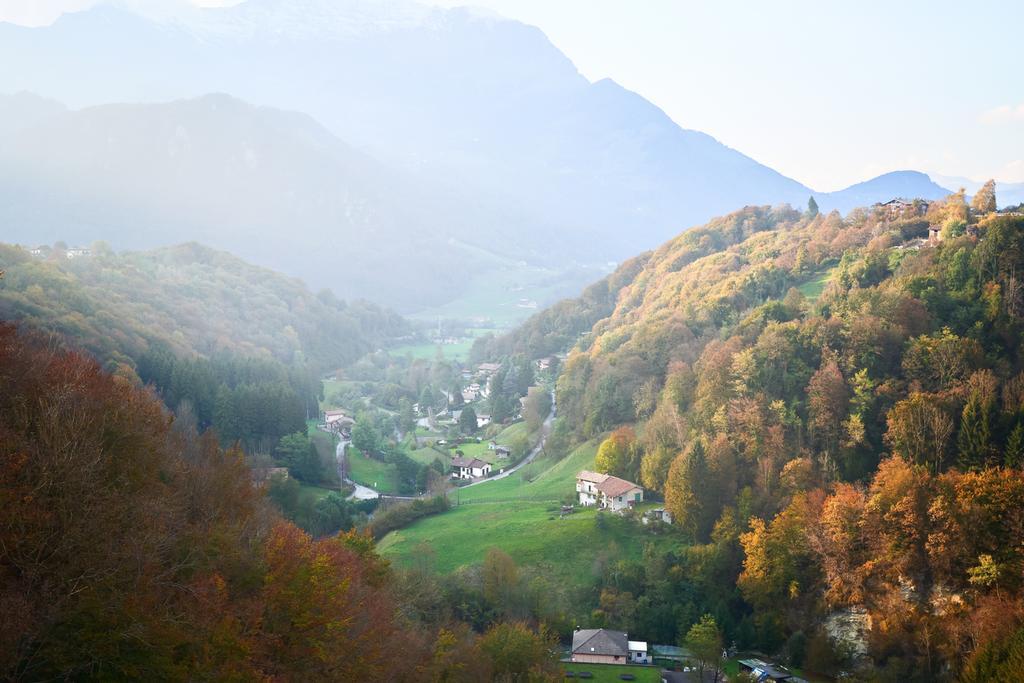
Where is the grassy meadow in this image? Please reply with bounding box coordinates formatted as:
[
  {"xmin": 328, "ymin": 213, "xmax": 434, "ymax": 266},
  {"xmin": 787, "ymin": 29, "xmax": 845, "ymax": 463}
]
[
  {"xmin": 560, "ymin": 662, "xmax": 662, "ymax": 682},
  {"xmin": 377, "ymin": 500, "xmax": 677, "ymax": 586},
  {"xmin": 346, "ymin": 447, "xmax": 399, "ymax": 494},
  {"xmin": 377, "ymin": 439, "xmax": 682, "ymax": 590}
]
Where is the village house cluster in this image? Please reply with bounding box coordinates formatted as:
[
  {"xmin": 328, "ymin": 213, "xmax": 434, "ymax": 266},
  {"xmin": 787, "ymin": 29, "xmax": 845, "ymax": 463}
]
[{"xmin": 28, "ymin": 244, "xmax": 92, "ymax": 259}]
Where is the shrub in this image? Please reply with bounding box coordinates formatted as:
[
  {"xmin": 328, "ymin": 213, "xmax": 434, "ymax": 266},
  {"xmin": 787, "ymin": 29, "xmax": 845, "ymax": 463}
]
[{"xmin": 367, "ymin": 495, "xmax": 450, "ymax": 539}]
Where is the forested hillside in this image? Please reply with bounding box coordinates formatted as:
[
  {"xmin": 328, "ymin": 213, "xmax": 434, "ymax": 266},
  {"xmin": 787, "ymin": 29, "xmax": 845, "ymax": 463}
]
[
  {"xmin": 0, "ymin": 324, "xmax": 559, "ymax": 681},
  {"xmin": 487, "ymin": 188, "xmax": 1024, "ymax": 678},
  {"xmin": 0, "ymin": 241, "xmax": 407, "ymax": 453},
  {"xmin": 0, "ymin": 241, "xmax": 406, "ymax": 372}
]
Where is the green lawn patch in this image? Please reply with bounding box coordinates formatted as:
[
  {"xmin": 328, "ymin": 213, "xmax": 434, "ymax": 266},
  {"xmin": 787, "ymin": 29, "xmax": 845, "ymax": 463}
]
[
  {"xmin": 389, "ymin": 339, "xmax": 476, "ymax": 361},
  {"xmin": 406, "ymin": 260, "xmax": 604, "ymax": 327},
  {"xmin": 561, "ymin": 662, "xmax": 662, "ymax": 682},
  {"xmin": 298, "ymin": 482, "xmax": 339, "ymax": 503},
  {"xmin": 378, "ymin": 503, "xmax": 679, "ymax": 588},
  {"xmin": 407, "ymin": 445, "xmax": 446, "ymax": 466},
  {"xmin": 493, "ymin": 421, "xmax": 533, "ymax": 445},
  {"xmin": 448, "ymin": 439, "xmax": 510, "ymax": 465},
  {"xmin": 796, "ymin": 265, "xmax": 836, "ymax": 301},
  {"xmin": 457, "ymin": 440, "xmax": 599, "ymax": 504},
  {"xmin": 346, "ymin": 447, "xmax": 398, "ymax": 494}
]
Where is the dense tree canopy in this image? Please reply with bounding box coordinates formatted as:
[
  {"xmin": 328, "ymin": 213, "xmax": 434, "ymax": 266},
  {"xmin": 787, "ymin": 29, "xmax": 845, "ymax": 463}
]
[
  {"xmin": 497, "ymin": 195, "xmax": 1024, "ymax": 678},
  {"xmin": 0, "ymin": 241, "xmax": 408, "ymax": 375},
  {"xmin": 0, "ymin": 324, "xmax": 557, "ymax": 680}
]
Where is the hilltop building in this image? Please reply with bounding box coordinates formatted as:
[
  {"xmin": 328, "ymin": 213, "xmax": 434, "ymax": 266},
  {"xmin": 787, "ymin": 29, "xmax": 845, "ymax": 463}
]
[
  {"xmin": 65, "ymin": 246, "xmax": 92, "ymax": 259},
  {"xmin": 874, "ymin": 198, "xmax": 930, "ymax": 221}
]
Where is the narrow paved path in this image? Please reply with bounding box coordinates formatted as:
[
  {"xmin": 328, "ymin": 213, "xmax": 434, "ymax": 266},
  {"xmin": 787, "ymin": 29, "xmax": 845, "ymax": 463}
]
[
  {"xmin": 460, "ymin": 391, "xmax": 556, "ymax": 488},
  {"xmin": 336, "ymin": 438, "xmax": 379, "ymax": 500}
]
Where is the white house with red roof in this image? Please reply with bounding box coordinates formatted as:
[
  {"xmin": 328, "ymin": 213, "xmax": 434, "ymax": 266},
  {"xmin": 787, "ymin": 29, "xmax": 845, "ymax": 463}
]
[
  {"xmin": 575, "ymin": 470, "xmax": 643, "ymax": 511},
  {"xmin": 451, "ymin": 456, "xmax": 491, "ymax": 480}
]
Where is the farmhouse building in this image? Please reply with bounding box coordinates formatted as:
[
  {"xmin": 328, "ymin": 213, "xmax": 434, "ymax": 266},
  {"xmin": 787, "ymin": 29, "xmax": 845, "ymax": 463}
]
[
  {"xmin": 570, "ymin": 629, "xmax": 649, "ymax": 664},
  {"xmin": 451, "ymin": 456, "xmax": 491, "ymax": 480},
  {"xmin": 874, "ymin": 197, "xmax": 930, "ymax": 221},
  {"xmin": 323, "ymin": 409, "xmax": 354, "ymax": 435},
  {"xmin": 628, "ymin": 640, "xmax": 651, "ymax": 664},
  {"xmin": 576, "ymin": 471, "xmax": 643, "ymax": 511},
  {"xmin": 477, "ymin": 362, "xmax": 501, "ymax": 377}
]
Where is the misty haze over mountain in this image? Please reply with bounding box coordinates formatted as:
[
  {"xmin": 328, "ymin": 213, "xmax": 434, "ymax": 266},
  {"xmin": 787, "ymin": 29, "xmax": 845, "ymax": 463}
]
[{"xmin": 0, "ymin": 0, "xmax": 960, "ymax": 311}]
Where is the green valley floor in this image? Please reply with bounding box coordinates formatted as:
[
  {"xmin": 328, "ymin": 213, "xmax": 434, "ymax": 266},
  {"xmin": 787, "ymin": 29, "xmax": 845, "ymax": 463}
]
[{"xmin": 377, "ymin": 441, "xmax": 684, "ymax": 589}]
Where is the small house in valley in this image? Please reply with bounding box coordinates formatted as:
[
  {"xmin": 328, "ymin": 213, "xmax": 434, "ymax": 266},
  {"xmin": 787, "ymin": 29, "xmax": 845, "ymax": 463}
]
[
  {"xmin": 65, "ymin": 246, "xmax": 92, "ymax": 259},
  {"xmin": 570, "ymin": 629, "xmax": 649, "ymax": 664},
  {"xmin": 575, "ymin": 471, "xmax": 643, "ymax": 511},
  {"xmin": 323, "ymin": 409, "xmax": 354, "ymax": 436},
  {"xmin": 477, "ymin": 362, "xmax": 502, "ymax": 377},
  {"xmin": 451, "ymin": 456, "xmax": 491, "ymax": 480}
]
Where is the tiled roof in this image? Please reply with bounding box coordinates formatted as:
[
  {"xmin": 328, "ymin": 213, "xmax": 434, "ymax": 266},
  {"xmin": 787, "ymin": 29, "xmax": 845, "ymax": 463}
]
[
  {"xmin": 452, "ymin": 456, "xmax": 488, "ymax": 469},
  {"xmin": 597, "ymin": 475, "xmax": 641, "ymax": 498},
  {"xmin": 571, "ymin": 629, "xmax": 628, "ymax": 657},
  {"xmin": 577, "ymin": 470, "xmax": 608, "ymax": 484}
]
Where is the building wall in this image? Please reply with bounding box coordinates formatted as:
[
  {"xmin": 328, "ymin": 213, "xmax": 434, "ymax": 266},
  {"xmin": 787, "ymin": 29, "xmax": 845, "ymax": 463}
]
[
  {"xmin": 571, "ymin": 653, "xmax": 623, "ymax": 664},
  {"xmin": 605, "ymin": 489, "xmax": 643, "ymax": 511}
]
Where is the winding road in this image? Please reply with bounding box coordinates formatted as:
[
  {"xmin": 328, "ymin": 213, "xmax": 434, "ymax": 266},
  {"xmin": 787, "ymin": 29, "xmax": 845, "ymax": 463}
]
[
  {"xmin": 336, "ymin": 438, "xmax": 380, "ymax": 501},
  {"xmin": 460, "ymin": 392, "xmax": 556, "ymax": 488}
]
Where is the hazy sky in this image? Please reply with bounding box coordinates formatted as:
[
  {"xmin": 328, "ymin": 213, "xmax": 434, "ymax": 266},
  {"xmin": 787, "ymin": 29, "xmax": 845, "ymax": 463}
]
[{"xmin": 4, "ymin": 0, "xmax": 1022, "ymax": 190}]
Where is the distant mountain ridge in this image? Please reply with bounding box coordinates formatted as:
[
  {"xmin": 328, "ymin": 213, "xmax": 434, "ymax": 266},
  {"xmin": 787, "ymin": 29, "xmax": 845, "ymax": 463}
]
[
  {"xmin": 0, "ymin": 0, "xmax": 966, "ymax": 310},
  {"xmin": 0, "ymin": 92, "xmax": 569, "ymax": 308},
  {"xmin": 816, "ymin": 170, "xmax": 951, "ymax": 214}
]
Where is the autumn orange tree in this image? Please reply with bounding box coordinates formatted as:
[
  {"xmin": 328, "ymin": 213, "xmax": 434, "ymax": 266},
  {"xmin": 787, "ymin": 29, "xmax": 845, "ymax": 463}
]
[{"xmin": 0, "ymin": 324, "xmax": 566, "ymax": 680}]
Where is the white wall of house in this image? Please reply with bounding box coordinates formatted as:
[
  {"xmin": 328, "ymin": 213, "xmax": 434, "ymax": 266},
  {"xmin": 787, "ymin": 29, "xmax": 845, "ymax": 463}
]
[
  {"xmin": 604, "ymin": 488, "xmax": 643, "ymax": 511},
  {"xmin": 571, "ymin": 653, "xmax": 623, "ymax": 665}
]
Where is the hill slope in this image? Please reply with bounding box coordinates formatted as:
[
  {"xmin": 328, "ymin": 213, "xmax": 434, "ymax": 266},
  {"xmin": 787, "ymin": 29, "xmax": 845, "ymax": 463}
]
[
  {"xmin": 0, "ymin": 240, "xmax": 407, "ymax": 373},
  {"xmin": 0, "ymin": 92, "xmax": 570, "ymax": 309},
  {"xmin": 0, "ymin": 2, "xmax": 965, "ymax": 313},
  {"xmin": 817, "ymin": 170, "xmax": 951, "ymax": 213},
  {"xmin": 478, "ymin": 192, "xmax": 1024, "ymax": 676},
  {"xmin": 0, "ymin": 1, "xmax": 815, "ymax": 281}
]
